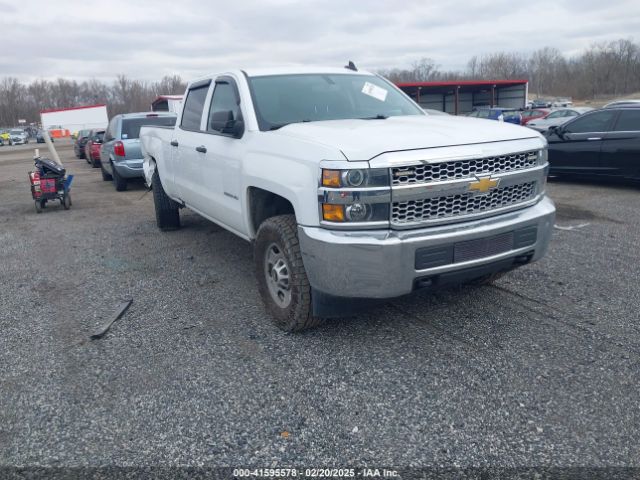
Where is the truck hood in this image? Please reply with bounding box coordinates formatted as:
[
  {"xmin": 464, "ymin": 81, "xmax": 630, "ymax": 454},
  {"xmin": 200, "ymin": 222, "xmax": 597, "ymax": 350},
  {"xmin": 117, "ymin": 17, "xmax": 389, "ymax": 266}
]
[{"xmin": 273, "ymin": 115, "xmax": 541, "ymax": 161}]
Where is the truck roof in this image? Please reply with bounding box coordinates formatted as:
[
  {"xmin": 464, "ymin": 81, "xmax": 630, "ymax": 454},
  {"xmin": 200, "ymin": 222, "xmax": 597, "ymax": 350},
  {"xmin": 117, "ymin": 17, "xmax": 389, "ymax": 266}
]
[{"xmin": 191, "ymin": 66, "xmax": 374, "ymax": 83}]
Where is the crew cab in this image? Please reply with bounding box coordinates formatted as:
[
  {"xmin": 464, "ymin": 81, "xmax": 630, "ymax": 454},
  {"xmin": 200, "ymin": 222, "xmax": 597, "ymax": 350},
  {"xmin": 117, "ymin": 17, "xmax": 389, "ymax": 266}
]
[{"xmin": 140, "ymin": 66, "xmax": 555, "ymax": 331}]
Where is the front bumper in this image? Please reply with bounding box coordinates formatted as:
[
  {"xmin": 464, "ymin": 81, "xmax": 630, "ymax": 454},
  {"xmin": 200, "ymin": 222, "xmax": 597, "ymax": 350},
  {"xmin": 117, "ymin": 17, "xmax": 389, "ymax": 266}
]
[
  {"xmin": 298, "ymin": 196, "xmax": 555, "ymax": 298},
  {"xmin": 113, "ymin": 159, "xmax": 144, "ymax": 179}
]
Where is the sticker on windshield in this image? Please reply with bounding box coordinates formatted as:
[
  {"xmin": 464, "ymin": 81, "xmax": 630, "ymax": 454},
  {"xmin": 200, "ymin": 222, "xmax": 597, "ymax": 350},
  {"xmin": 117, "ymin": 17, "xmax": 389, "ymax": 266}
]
[
  {"xmin": 122, "ymin": 134, "xmax": 128, "ymax": 139},
  {"xmin": 361, "ymin": 82, "xmax": 388, "ymax": 102}
]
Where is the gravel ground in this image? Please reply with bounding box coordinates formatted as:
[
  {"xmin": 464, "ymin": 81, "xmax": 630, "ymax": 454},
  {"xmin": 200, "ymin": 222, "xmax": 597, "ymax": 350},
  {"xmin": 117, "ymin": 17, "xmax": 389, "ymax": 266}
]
[{"xmin": 0, "ymin": 142, "xmax": 638, "ymax": 472}]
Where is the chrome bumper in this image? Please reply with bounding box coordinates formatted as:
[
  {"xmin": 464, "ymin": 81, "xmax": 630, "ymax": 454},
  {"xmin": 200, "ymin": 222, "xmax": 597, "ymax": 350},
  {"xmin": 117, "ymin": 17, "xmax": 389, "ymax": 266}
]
[{"xmin": 298, "ymin": 196, "xmax": 555, "ymax": 298}]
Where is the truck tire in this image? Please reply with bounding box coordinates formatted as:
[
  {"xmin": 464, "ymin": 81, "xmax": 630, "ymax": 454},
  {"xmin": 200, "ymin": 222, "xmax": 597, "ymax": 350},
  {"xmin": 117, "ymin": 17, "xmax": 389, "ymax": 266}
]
[
  {"xmin": 112, "ymin": 163, "xmax": 127, "ymax": 191},
  {"xmin": 101, "ymin": 164, "xmax": 112, "ymax": 181},
  {"xmin": 254, "ymin": 214, "xmax": 324, "ymax": 332},
  {"xmin": 152, "ymin": 170, "xmax": 180, "ymax": 231}
]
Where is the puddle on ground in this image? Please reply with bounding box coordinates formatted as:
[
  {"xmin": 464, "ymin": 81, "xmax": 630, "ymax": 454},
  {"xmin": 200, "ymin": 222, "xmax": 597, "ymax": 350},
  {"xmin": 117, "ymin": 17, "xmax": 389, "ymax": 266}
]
[{"xmin": 554, "ymin": 203, "xmax": 622, "ymax": 224}]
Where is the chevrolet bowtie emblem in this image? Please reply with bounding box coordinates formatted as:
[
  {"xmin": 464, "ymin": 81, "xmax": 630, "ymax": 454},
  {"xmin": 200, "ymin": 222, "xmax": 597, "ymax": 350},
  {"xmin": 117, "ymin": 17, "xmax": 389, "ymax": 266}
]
[{"xmin": 469, "ymin": 175, "xmax": 500, "ymax": 194}]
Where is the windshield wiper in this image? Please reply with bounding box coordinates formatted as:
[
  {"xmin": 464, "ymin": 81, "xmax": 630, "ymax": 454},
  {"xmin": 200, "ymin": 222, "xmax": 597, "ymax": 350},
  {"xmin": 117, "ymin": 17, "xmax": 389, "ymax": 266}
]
[{"xmin": 360, "ymin": 114, "xmax": 389, "ymax": 120}]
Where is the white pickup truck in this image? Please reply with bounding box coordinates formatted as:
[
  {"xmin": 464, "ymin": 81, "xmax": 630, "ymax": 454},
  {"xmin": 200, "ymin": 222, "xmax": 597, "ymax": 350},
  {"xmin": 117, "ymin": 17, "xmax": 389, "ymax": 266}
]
[{"xmin": 140, "ymin": 66, "xmax": 555, "ymax": 331}]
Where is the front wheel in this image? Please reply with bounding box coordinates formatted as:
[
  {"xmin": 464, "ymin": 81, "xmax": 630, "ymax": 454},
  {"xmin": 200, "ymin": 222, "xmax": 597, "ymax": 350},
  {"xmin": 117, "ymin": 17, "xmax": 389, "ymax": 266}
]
[{"xmin": 254, "ymin": 214, "xmax": 324, "ymax": 332}]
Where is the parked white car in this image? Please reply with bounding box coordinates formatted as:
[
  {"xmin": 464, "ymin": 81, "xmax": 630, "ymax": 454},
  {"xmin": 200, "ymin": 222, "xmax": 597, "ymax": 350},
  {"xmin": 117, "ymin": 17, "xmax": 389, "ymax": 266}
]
[
  {"xmin": 527, "ymin": 107, "xmax": 593, "ymax": 132},
  {"xmin": 140, "ymin": 66, "xmax": 555, "ymax": 331},
  {"xmin": 552, "ymin": 98, "xmax": 573, "ymax": 107}
]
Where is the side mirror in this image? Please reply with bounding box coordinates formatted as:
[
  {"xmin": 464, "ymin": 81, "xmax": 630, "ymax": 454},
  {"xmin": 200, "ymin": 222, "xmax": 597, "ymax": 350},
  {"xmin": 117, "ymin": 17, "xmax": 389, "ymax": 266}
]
[
  {"xmin": 211, "ymin": 110, "xmax": 244, "ymax": 138},
  {"xmin": 210, "ymin": 110, "xmax": 233, "ymax": 132},
  {"xmin": 227, "ymin": 119, "xmax": 244, "ymax": 138}
]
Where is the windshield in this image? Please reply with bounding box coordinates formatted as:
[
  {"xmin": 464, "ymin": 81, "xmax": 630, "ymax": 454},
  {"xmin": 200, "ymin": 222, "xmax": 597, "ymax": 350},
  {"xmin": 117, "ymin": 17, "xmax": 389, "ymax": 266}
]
[
  {"xmin": 248, "ymin": 74, "xmax": 424, "ymax": 130},
  {"xmin": 10, "ymin": 129, "xmax": 23, "ymax": 135}
]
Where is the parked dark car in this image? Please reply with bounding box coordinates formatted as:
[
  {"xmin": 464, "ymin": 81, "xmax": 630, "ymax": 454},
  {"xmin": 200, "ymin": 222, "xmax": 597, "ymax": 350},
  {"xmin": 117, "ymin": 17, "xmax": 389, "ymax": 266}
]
[
  {"xmin": 531, "ymin": 99, "xmax": 552, "ymax": 108},
  {"xmin": 36, "ymin": 130, "xmax": 55, "ymax": 143},
  {"xmin": 73, "ymin": 129, "xmax": 92, "ymax": 158},
  {"xmin": 545, "ymin": 105, "xmax": 640, "ymax": 180},
  {"xmin": 83, "ymin": 129, "xmax": 105, "ymax": 168},
  {"xmin": 467, "ymin": 107, "xmax": 522, "ymax": 125},
  {"xmin": 100, "ymin": 112, "xmax": 177, "ymax": 191}
]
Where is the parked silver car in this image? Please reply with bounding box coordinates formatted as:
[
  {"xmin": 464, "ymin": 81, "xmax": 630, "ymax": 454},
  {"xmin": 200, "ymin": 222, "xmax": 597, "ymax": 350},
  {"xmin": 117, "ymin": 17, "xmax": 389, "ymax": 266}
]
[
  {"xmin": 100, "ymin": 112, "xmax": 176, "ymax": 191},
  {"xmin": 603, "ymin": 99, "xmax": 640, "ymax": 108},
  {"xmin": 9, "ymin": 128, "xmax": 28, "ymax": 145},
  {"xmin": 527, "ymin": 107, "xmax": 593, "ymax": 132}
]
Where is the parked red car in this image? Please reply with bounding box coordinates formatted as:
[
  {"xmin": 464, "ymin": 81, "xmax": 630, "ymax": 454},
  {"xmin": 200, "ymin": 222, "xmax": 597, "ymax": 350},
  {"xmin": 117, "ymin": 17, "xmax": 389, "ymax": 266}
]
[
  {"xmin": 84, "ymin": 129, "xmax": 105, "ymax": 168},
  {"xmin": 520, "ymin": 108, "xmax": 550, "ymax": 125}
]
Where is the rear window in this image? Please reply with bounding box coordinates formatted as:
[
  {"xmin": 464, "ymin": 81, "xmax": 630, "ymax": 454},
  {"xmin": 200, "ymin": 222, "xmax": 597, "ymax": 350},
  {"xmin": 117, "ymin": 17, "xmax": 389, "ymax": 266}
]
[
  {"xmin": 121, "ymin": 116, "xmax": 176, "ymax": 139},
  {"xmin": 613, "ymin": 110, "xmax": 640, "ymax": 131}
]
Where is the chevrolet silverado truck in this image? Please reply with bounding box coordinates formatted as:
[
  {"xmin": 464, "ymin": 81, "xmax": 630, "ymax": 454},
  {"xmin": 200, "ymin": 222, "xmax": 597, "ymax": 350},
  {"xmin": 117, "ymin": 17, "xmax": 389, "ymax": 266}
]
[{"xmin": 140, "ymin": 66, "xmax": 555, "ymax": 332}]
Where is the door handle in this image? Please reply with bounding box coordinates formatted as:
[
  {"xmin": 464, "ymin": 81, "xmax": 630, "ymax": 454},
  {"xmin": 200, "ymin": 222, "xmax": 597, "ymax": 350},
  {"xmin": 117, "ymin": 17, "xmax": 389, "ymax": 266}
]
[
  {"xmin": 170, "ymin": 140, "xmax": 179, "ymax": 147},
  {"xmin": 195, "ymin": 145, "xmax": 207, "ymax": 153},
  {"xmin": 587, "ymin": 137, "xmax": 601, "ymax": 141}
]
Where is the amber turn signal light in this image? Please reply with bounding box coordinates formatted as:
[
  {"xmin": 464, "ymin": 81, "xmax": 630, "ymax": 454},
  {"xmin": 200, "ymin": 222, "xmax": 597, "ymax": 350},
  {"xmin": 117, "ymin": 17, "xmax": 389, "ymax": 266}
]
[
  {"xmin": 322, "ymin": 204, "xmax": 345, "ymax": 222},
  {"xmin": 322, "ymin": 169, "xmax": 341, "ymax": 187}
]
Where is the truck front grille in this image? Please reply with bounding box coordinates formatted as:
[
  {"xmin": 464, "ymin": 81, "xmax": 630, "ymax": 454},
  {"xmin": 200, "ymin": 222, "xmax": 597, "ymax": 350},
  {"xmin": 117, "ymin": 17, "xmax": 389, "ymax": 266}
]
[
  {"xmin": 391, "ymin": 181, "xmax": 537, "ymax": 225},
  {"xmin": 391, "ymin": 151, "xmax": 537, "ymax": 185}
]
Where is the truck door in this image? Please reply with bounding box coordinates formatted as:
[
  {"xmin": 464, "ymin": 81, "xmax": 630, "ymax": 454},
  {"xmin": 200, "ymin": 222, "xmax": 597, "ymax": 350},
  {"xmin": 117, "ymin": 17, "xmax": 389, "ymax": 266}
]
[
  {"xmin": 599, "ymin": 109, "xmax": 640, "ymax": 178},
  {"xmin": 172, "ymin": 80, "xmax": 212, "ymax": 208},
  {"xmin": 195, "ymin": 75, "xmax": 247, "ymax": 233}
]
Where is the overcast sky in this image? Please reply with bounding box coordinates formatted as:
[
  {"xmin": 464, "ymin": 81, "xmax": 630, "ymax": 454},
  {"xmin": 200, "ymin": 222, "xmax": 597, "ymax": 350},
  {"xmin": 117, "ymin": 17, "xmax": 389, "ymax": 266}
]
[{"xmin": 1, "ymin": 0, "xmax": 638, "ymax": 82}]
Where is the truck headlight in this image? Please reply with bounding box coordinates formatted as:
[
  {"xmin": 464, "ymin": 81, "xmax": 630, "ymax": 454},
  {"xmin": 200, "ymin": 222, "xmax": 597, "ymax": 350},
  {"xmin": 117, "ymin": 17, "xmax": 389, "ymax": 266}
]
[
  {"xmin": 322, "ymin": 203, "xmax": 390, "ymax": 223},
  {"xmin": 320, "ymin": 168, "xmax": 390, "ymax": 226},
  {"xmin": 344, "ymin": 169, "xmax": 365, "ymax": 187},
  {"xmin": 345, "ymin": 202, "xmax": 368, "ymax": 221},
  {"xmin": 321, "ymin": 168, "xmax": 389, "ymax": 188}
]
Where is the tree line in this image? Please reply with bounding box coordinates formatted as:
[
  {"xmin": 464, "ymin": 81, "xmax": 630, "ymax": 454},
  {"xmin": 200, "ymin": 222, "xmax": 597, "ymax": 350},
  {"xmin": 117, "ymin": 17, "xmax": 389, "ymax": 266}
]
[
  {"xmin": 378, "ymin": 39, "xmax": 640, "ymax": 100},
  {"xmin": 0, "ymin": 75, "xmax": 187, "ymax": 128},
  {"xmin": 1, "ymin": 38, "xmax": 639, "ymax": 127}
]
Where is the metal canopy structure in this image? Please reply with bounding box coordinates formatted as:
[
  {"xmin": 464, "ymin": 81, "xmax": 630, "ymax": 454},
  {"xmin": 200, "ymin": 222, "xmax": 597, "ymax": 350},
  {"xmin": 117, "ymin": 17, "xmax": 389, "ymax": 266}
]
[{"xmin": 396, "ymin": 80, "xmax": 528, "ymax": 115}]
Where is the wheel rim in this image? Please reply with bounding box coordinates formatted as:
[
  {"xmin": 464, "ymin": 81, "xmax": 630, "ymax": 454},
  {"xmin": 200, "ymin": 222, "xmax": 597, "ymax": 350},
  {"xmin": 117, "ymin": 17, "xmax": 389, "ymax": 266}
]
[{"xmin": 264, "ymin": 243, "xmax": 292, "ymax": 308}]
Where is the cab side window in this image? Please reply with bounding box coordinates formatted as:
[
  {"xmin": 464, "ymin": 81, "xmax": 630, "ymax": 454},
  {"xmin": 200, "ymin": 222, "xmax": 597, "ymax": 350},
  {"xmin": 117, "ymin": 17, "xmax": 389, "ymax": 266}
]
[
  {"xmin": 207, "ymin": 78, "xmax": 242, "ymax": 134},
  {"xmin": 181, "ymin": 83, "xmax": 210, "ymax": 131},
  {"xmin": 564, "ymin": 110, "xmax": 617, "ymax": 133}
]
